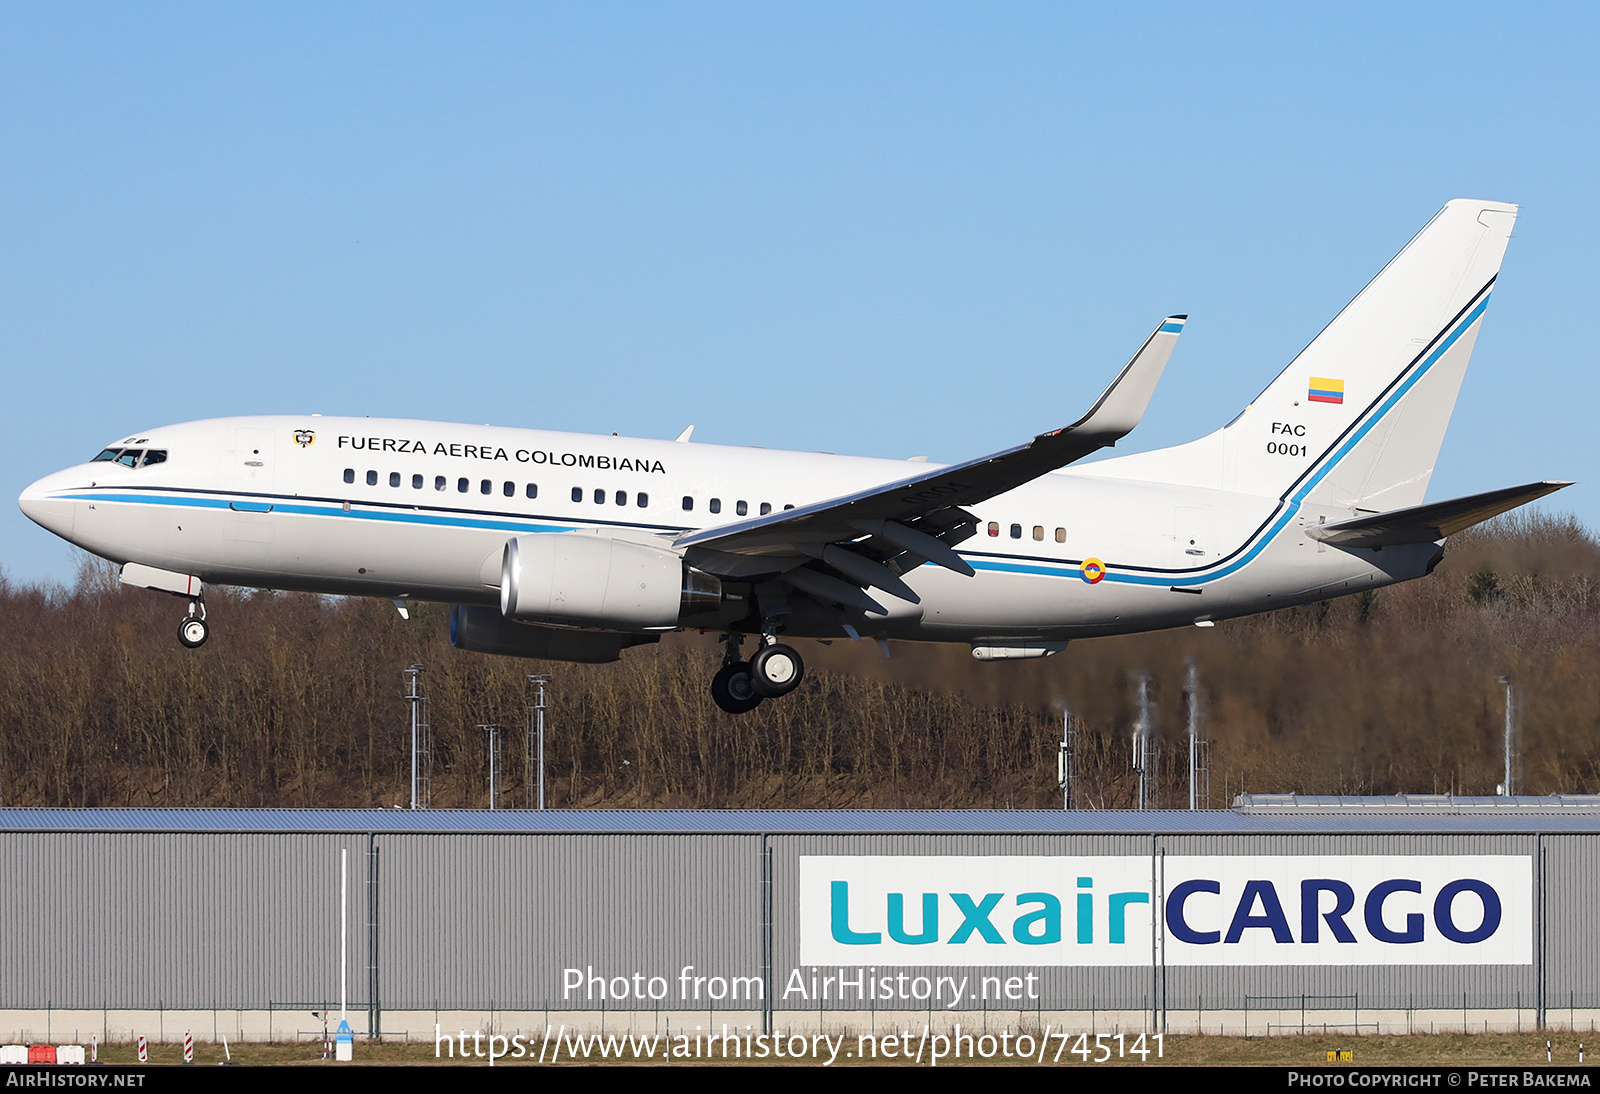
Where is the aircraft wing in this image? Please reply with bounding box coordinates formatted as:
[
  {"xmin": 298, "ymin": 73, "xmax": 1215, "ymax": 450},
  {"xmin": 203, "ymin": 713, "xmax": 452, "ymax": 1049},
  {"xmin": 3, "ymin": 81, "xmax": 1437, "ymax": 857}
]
[
  {"xmin": 673, "ymin": 316, "xmax": 1186, "ymax": 607},
  {"xmin": 1307, "ymin": 481, "xmax": 1574, "ymax": 549}
]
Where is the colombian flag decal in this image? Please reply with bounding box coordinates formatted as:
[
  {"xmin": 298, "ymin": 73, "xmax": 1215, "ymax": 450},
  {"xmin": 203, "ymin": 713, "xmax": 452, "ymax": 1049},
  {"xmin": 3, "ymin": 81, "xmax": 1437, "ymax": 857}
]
[
  {"xmin": 1308, "ymin": 377, "xmax": 1345, "ymax": 404},
  {"xmin": 1080, "ymin": 558, "xmax": 1106, "ymax": 584}
]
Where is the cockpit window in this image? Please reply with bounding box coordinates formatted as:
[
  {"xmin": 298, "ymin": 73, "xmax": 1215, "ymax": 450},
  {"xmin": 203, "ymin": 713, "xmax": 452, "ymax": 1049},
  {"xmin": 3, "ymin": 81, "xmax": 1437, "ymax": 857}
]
[{"xmin": 91, "ymin": 447, "xmax": 167, "ymax": 468}]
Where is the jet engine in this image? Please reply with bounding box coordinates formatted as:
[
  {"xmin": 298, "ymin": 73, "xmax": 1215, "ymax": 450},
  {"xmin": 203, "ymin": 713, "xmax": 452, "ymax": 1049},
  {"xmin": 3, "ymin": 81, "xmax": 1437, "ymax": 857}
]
[
  {"xmin": 499, "ymin": 532, "xmax": 721, "ymax": 630},
  {"xmin": 449, "ymin": 605, "xmax": 659, "ymax": 663}
]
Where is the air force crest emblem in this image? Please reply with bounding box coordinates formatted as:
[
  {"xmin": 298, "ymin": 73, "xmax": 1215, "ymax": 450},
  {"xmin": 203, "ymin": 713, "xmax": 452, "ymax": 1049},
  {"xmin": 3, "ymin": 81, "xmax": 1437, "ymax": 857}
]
[{"xmin": 293, "ymin": 429, "xmax": 316, "ymax": 448}]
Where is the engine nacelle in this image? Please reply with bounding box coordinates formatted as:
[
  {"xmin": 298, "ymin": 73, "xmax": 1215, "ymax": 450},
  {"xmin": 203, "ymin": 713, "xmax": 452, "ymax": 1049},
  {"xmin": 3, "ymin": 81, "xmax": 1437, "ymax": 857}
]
[
  {"xmin": 450, "ymin": 605, "xmax": 658, "ymax": 663},
  {"xmin": 499, "ymin": 533, "xmax": 719, "ymax": 630}
]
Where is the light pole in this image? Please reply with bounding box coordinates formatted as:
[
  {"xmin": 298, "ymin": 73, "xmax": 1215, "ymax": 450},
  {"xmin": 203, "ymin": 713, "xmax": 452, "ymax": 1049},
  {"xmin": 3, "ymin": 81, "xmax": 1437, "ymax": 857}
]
[
  {"xmin": 478, "ymin": 724, "xmax": 502, "ymax": 810},
  {"xmin": 528, "ymin": 675, "xmax": 550, "ymax": 810},
  {"xmin": 1133, "ymin": 673, "xmax": 1156, "ymax": 810},
  {"xmin": 404, "ymin": 665, "xmax": 429, "ymax": 809},
  {"xmin": 1057, "ymin": 707, "xmax": 1077, "ymax": 810},
  {"xmin": 1498, "ymin": 675, "xmax": 1519, "ymax": 796}
]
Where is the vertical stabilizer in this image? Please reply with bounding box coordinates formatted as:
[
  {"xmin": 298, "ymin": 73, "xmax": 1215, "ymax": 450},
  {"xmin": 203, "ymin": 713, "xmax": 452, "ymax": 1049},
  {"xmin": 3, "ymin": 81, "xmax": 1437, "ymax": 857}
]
[{"xmin": 1222, "ymin": 199, "xmax": 1516, "ymax": 510}]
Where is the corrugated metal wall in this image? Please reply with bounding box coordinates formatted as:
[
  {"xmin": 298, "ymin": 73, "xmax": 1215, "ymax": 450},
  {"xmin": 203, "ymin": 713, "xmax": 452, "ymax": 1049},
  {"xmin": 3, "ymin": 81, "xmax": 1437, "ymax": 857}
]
[
  {"xmin": 376, "ymin": 834, "xmax": 761, "ymax": 1009},
  {"xmin": 0, "ymin": 825, "xmax": 1590, "ymax": 1014},
  {"xmin": 0, "ymin": 833, "xmax": 364, "ymax": 1009},
  {"xmin": 1541, "ymin": 835, "xmax": 1600, "ymax": 1013}
]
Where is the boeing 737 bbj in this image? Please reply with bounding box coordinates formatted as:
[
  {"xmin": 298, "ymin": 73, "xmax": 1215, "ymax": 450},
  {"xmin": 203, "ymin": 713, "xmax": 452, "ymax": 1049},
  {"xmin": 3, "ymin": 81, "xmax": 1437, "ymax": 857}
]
[{"xmin": 19, "ymin": 199, "xmax": 1569, "ymax": 712}]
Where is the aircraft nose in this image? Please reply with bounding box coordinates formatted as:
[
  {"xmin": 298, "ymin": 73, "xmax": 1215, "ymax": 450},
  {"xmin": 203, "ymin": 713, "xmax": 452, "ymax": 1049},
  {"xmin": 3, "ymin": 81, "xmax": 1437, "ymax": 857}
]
[{"xmin": 18, "ymin": 469, "xmax": 81, "ymax": 540}]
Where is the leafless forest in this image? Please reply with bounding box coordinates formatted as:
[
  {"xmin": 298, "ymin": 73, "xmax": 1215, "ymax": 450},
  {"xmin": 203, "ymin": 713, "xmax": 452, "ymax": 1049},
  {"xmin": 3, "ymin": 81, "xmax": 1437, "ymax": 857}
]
[{"xmin": 2, "ymin": 512, "xmax": 1598, "ymax": 810}]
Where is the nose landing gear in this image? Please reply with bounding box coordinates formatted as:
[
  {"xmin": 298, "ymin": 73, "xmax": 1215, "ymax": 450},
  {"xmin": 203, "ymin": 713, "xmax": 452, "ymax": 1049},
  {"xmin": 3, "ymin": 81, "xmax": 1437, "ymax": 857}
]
[
  {"xmin": 177, "ymin": 599, "xmax": 208, "ymax": 649},
  {"xmin": 708, "ymin": 632, "xmax": 805, "ymax": 714}
]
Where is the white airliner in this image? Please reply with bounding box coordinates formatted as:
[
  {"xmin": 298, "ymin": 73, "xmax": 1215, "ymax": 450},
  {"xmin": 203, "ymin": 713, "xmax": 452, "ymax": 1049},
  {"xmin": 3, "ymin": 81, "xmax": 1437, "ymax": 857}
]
[{"xmin": 18, "ymin": 199, "xmax": 1568, "ymax": 712}]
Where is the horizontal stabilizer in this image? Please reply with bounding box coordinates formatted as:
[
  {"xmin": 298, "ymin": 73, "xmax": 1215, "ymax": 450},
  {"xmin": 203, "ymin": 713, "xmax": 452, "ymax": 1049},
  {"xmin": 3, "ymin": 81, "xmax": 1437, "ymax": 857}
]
[{"xmin": 1308, "ymin": 481, "xmax": 1573, "ymax": 549}]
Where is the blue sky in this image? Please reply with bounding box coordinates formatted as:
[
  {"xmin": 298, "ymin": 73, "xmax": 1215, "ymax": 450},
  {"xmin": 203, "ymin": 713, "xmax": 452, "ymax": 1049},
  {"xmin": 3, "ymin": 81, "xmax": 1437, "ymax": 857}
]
[{"xmin": 3, "ymin": 3, "xmax": 1597, "ymax": 584}]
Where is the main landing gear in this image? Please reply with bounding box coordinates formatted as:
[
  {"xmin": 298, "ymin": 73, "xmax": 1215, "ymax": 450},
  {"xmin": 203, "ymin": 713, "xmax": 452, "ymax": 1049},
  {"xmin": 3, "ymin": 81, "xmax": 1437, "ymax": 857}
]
[
  {"xmin": 177, "ymin": 597, "xmax": 209, "ymax": 649},
  {"xmin": 710, "ymin": 632, "xmax": 806, "ymax": 714}
]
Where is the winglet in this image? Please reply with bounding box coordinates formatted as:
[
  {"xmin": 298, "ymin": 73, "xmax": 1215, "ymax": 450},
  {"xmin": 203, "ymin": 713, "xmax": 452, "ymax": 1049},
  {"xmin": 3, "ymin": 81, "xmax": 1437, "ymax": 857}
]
[
  {"xmin": 1054, "ymin": 315, "xmax": 1185, "ymax": 444},
  {"xmin": 675, "ymin": 425, "xmax": 695, "ymax": 443}
]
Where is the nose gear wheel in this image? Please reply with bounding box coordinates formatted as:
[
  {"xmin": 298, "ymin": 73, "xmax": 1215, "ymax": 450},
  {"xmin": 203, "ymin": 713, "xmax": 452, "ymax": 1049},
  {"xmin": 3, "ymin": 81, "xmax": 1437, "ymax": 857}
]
[{"xmin": 178, "ymin": 616, "xmax": 209, "ymax": 648}]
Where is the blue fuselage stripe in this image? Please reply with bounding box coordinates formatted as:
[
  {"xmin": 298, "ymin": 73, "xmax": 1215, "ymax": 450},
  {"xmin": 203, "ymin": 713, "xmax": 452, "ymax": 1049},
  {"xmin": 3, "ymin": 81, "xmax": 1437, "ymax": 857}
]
[
  {"xmin": 46, "ymin": 294, "xmax": 1488, "ymax": 591},
  {"xmin": 64, "ymin": 492, "xmax": 587, "ymax": 536}
]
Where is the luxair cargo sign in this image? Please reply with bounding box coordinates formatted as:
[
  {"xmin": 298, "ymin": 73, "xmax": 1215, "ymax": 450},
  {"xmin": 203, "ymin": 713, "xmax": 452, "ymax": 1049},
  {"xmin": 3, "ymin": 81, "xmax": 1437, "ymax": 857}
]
[{"xmin": 798, "ymin": 857, "xmax": 1532, "ymax": 967}]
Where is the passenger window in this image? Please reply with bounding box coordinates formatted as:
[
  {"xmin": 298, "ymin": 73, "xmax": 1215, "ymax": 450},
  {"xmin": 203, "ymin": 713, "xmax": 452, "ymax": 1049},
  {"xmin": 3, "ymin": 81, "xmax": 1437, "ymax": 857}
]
[
  {"xmin": 367, "ymin": 470, "xmax": 378, "ymax": 486},
  {"xmin": 593, "ymin": 488, "xmax": 604, "ymax": 504},
  {"xmin": 390, "ymin": 472, "xmax": 401, "ymax": 487},
  {"xmin": 987, "ymin": 522, "xmax": 999, "ymax": 537},
  {"xmin": 92, "ymin": 448, "xmax": 121, "ymax": 463},
  {"xmin": 1055, "ymin": 527, "xmax": 1066, "ymax": 543},
  {"xmin": 710, "ymin": 498, "xmax": 722, "ymax": 514},
  {"xmin": 784, "ymin": 504, "xmax": 794, "ymax": 510},
  {"xmin": 117, "ymin": 450, "xmax": 142, "ymax": 468},
  {"xmin": 526, "ymin": 484, "xmax": 537, "ymax": 499},
  {"xmin": 572, "ymin": 487, "xmax": 583, "ymax": 503},
  {"xmin": 480, "ymin": 479, "xmax": 492, "ymax": 495},
  {"xmin": 682, "ymin": 496, "xmax": 694, "ymax": 511},
  {"xmin": 736, "ymin": 500, "xmax": 748, "ymax": 516},
  {"xmin": 140, "ymin": 450, "xmax": 167, "ymax": 467},
  {"xmin": 343, "ymin": 468, "xmax": 355, "ymax": 484},
  {"xmin": 435, "ymin": 476, "xmax": 447, "ymax": 491},
  {"xmin": 1010, "ymin": 524, "xmax": 1022, "ymax": 539},
  {"xmin": 760, "ymin": 502, "xmax": 772, "ymax": 516},
  {"xmin": 1033, "ymin": 526, "xmax": 1044, "ymax": 541},
  {"xmin": 503, "ymin": 481, "xmax": 514, "ymax": 497},
  {"xmin": 615, "ymin": 490, "xmax": 626, "ymax": 506},
  {"xmin": 637, "ymin": 493, "xmax": 648, "ymax": 507},
  {"xmin": 457, "ymin": 477, "xmax": 469, "ymax": 493},
  {"xmin": 412, "ymin": 474, "xmax": 423, "ymax": 489}
]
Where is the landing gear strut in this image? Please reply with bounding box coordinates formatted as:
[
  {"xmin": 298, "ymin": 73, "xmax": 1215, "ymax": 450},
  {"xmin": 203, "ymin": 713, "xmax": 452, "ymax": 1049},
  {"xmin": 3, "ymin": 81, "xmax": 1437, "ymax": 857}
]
[
  {"xmin": 708, "ymin": 632, "xmax": 806, "ymax": 713},
  {"xmin": 177, "ymin": 598, "xmax": 208, "ymax": 649}
]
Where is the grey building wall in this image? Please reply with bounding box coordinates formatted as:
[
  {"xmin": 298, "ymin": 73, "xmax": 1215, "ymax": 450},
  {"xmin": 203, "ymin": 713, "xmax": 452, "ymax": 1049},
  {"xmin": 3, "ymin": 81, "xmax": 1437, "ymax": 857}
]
[
  {"xmin": 376, "ymin": 834, "xmax": 761, "ymax": 1009},
  {"xmin": 0, "ymin": 832, "xmax": 364, "ymax": 1010},
  {"xmin": 0, "ymin": 811, "xmax": 1590, "ymax": 1018}
]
